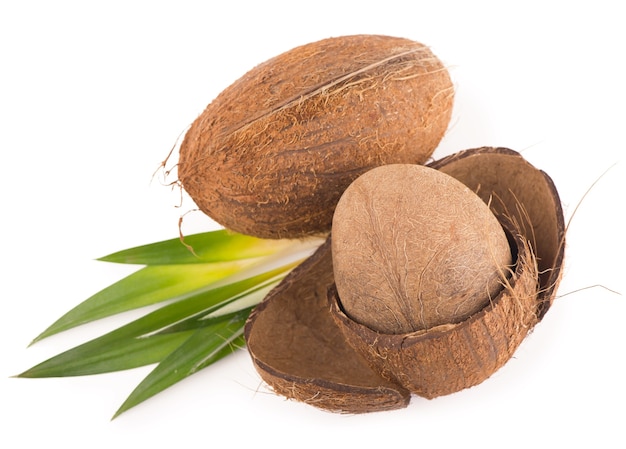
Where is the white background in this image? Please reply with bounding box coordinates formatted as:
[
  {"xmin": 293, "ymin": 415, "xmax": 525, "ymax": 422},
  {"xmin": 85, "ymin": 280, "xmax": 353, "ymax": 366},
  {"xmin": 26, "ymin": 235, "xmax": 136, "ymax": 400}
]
[{"xmin": 2, "ymin": 1, "xmax": 624, "ymax": 448}]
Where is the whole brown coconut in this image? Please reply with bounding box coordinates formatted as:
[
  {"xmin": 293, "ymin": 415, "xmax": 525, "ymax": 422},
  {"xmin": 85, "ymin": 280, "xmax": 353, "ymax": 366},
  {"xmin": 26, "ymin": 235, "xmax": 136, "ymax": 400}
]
[
  {"xmin": 178, "ymin": 34, "xmax": 454, "ymax": 239},
  {"xmin": 332, "ymin": 164, "xmax": 513, "ymax": 334}
]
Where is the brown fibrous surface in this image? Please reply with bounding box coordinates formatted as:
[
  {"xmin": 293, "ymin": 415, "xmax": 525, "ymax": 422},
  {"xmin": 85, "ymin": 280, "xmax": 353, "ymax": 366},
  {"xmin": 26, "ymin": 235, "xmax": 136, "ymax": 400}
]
[
  {"xmin": 332, "ymin": 164, "xmax": 513, "ymax": 334},
  {"xmin": 178, "ymin": 34, "xmax": 454, "ymax": 239}
]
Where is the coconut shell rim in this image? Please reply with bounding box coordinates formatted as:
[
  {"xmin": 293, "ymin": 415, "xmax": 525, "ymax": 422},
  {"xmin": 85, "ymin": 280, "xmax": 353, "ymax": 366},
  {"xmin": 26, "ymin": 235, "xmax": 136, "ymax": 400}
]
[{"xmin": 249, "ymin": 353, "xmax": 411, "ymax": 412}]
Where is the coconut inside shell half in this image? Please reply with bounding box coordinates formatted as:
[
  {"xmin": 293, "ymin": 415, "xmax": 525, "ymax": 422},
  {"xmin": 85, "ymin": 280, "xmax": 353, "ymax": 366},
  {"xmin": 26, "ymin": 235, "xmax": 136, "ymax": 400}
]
[
  {"xmin": 329, "ymin": 217, "xmax": 538, "ymax": 398},
  {"xmin": 245, "ymin": 147, "xmax": 565, "ymax": 412}
]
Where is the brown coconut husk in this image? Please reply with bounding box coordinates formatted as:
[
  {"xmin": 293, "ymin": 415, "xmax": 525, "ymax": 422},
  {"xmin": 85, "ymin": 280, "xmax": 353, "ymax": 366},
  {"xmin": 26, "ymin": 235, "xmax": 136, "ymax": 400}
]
[
  {"xmin": 178, "ymin": 34, "xmax": 454, "ymax": 239},
  {"xmin": 430, "ymin": 147, "xmax": 566, "ymax": 318},
  {"xmin": 244, "ymin": 147, "xmax": 565, "ymax": 412},
  {"xmin": 331, "ymin": 163, "xmax": 514, "ymax": 334}
]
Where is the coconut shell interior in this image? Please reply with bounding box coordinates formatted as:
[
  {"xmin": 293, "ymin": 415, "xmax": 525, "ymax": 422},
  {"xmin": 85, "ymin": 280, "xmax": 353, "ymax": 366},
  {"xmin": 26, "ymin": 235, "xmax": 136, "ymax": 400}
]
[
  {"xmin": 245, "ymin": 239, "xmax": 410, "ymax": 413},
  {"xmin": 245, "ymin": 147, "xmax": 565, "ymax": 412}
]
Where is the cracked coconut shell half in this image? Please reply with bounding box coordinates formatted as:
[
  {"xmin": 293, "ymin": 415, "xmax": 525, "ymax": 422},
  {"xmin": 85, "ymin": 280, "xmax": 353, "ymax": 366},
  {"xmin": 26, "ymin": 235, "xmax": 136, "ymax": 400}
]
[
  {"xmin": 177, "ymin": 34, "xmax": 453, "ymax": 239},
  {"xmin": 245, "ymin": 147, "xmax": 565, "ymax": 412}
]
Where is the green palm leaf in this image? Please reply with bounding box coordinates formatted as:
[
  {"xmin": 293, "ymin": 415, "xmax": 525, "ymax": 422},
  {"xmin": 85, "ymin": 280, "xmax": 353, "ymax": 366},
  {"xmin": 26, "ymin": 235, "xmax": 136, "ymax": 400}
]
[
  {"xmin": 113, "ymin": 308, "xmax": 251, "ymax": 419},
  {"xmin": 31, "ymin": 230, "xmax": 321, "ymax": 344},
  {"xmin": 31, "ymin": 260, "xmax": 256, "ymax": 344},
  {"xmin": 19, "ymin": 227, "xmax": 324, "ymax": 418},
  {"xmin": 99, "ymin": 229, "xmax": 294, "ymax": 265},
  {"xmin": 18, "ymin": 265, "xmax": 294, "ymax": 378}
]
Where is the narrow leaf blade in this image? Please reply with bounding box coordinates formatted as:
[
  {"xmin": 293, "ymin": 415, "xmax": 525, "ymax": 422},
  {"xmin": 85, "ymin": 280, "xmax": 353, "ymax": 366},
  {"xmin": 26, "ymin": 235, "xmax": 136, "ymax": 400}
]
[
  {"xmin": 32, "ymin": 260, "xmax": 254, "ymax": 343},
  {"xmin": 98, "ymin": 230, "xmax": 295, "ymax": 265},
  {"xmin": 20, "ymin": 331, "xmax": 195, "ymax": 376},
  {"xmin": 113, "ymin": 310, "xmax": 249, "ymax": 419},
  {"xmin": 156, "ymin": 280, "xmax": 279, "ymax": 334},
  {"xmin": 18, "ymin": 264, "xmax": 295, "ymax": 378}
]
